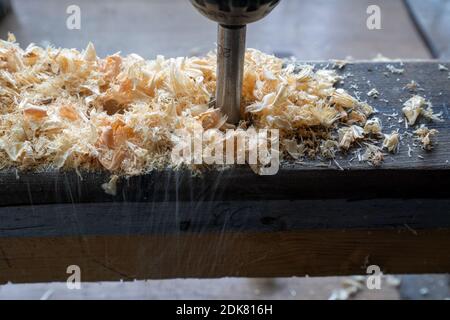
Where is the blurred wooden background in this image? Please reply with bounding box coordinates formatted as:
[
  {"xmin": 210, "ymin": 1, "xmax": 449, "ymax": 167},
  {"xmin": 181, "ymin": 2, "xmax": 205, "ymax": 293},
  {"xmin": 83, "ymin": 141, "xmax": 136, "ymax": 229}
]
[{"xmin": 0, "ymin": 0, "xmax": 434, "ymax": 60}]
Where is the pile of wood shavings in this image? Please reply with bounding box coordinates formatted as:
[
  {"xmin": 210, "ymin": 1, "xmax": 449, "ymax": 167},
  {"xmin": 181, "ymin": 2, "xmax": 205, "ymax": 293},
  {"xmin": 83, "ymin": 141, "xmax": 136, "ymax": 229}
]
[{"xmin": 0, "ymin": 35, "xmax": 411, "ymax": 175}]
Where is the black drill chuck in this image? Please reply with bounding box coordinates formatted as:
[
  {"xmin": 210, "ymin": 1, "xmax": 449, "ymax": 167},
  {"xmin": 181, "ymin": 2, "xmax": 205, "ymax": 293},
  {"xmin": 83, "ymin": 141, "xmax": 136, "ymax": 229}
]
[{"xmin": 190, "ymin": 0, "xmax": 280, "ymax": 26}]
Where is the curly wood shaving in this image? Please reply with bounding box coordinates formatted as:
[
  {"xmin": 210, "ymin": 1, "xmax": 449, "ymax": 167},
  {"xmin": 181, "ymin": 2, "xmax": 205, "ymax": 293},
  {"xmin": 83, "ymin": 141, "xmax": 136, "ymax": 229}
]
[
  {"xmin": 367, "ymin": 88, "xmax": 379, "ymax": 98},
  {"xmin": 414, "ymin": 125, "xmax": 438, "ymax": 150},
  {"xmin": 338, "ymin": 125, "xmax": 364, "ymax": 150},
  {"xmin": 382, "ymin": 131, "xmax": 400, "ymax": 153},
  {"xmin": 361, "ymin": 144, "xmax": 384, "ymax": 167},
  {"xmin": 101, "ymin": 174, "xmax": 119, "ymax": 195},
  {"xmin": 386, "ymin": 64, "xmax": 404, "ymax": 75},
  {"xmin": 363, "ymin": 117, "xmax": 382, "ymax": 136},
  {"xmin": 402, "ymin": 95, "xmax": 425, "ymax": 126},
  {"xmin": 402, "ymin": 95, "xmax": 442, "ymax": 126}
]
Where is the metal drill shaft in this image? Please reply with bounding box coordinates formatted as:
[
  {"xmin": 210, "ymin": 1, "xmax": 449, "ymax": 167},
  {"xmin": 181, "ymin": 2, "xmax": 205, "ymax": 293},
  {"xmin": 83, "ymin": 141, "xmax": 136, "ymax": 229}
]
[{"xmin": 216, "ymin": 25, "xmax": 246, "ymax": 124}]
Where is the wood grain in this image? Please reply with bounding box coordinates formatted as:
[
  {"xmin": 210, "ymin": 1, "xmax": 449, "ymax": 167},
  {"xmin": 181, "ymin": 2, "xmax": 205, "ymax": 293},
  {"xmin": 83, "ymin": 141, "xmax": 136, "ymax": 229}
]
[
  {"xmin": 1, "ymin": 198, "xmax": 450, "ymax": 238},
  {"xmin": 1, "ymin": 229, "xmax": 449, "ymax": 283}
]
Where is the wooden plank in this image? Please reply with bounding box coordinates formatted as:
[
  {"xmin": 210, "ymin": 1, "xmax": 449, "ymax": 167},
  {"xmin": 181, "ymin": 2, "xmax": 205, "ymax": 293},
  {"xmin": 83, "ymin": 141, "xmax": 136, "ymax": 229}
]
[
  {"xmin": 1, "ymin": 230, "xmax": 449, "ymax": 283},
  {"xmin": 0, "ymin": 61, "xmax": 449, "ymax": 282},
  {"xmin": 0, "ymin": 61, "xmax": 449, "ymax": 207},
  {"xmin": 1, "ymin": 199, "xmax": 450, "ymax": 238},
  {"xmin": 2, "ymin": 169, "xmax": 450, "ymax": 207}
]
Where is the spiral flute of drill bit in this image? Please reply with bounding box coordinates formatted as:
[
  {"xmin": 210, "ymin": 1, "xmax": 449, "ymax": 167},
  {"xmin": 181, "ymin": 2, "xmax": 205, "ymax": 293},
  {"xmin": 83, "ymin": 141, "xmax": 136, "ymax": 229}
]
[{"xmin": 216, "ymin": 25, "xmax": 246, "ymax": 124}]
